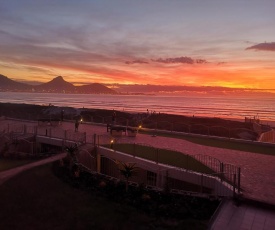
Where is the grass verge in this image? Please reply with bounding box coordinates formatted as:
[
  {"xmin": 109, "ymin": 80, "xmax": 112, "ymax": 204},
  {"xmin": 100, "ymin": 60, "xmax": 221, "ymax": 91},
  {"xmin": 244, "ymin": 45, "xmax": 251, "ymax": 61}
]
[{"xmin": 110, "ymin": 143, "xmax": 214, "ymax": 174}]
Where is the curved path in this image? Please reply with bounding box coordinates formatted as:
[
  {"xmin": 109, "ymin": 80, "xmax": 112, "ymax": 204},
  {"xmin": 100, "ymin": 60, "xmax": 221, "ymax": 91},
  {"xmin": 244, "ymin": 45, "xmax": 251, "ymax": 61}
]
[
  {"xmin": 1, "ymin": 119, "xmax": 275, "ymax": 205},
  {"xmin": 74, "ymin": 121, "xmax": 275, "ymax": 205},
  {"xmin": 0, "ymin": 153, "xmax": 66, "ymax": 185}
]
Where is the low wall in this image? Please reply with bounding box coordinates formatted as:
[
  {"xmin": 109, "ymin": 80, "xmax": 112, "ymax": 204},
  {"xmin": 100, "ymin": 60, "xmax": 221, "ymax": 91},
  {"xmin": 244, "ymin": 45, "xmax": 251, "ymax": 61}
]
[
  {"xmin": 36, "ymin": 136, "xmax": 76, "ymax": 147},
  {"xmin": 258, "ymin": 129, "xmax": 275, "ymax": 143},
  {"xmin": 97, "ymin": 146, "xmax": 233, "ymax": 197}
]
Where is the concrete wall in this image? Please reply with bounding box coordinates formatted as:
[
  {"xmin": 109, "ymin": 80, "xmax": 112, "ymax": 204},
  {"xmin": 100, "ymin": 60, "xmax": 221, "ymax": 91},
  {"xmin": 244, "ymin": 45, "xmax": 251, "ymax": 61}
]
[
  {"xmin": 97, "ymin": 146, "xmax": 233, "ymax": 197},
  {"xmin": 258, "ymin": 129, "xmax": 275, "ymax": 143}
]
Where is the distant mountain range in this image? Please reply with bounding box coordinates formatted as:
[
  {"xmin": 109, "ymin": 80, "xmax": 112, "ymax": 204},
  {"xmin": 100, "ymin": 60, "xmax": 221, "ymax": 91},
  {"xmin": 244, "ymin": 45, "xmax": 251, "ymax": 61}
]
[
  {"xmin": 0, "ymin": 75, "xmax": 117, "ymax": 94},
  {"xmin": 1, "ymin": 74, "xmax": 274, "ymax": 96}
]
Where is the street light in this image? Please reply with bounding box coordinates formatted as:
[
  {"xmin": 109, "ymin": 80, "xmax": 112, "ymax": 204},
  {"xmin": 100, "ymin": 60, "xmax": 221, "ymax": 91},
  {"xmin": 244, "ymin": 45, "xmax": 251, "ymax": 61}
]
[{"xmin": 110, "ymin": 139, "xmax": 114, "ymax": 149}]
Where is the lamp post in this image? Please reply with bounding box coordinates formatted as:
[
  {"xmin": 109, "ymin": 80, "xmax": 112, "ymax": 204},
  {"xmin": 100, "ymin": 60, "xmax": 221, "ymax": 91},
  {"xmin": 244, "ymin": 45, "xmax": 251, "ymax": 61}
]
[{"xmin": 110, "ymin": 139, "xmax": 114, "ymax": 149}]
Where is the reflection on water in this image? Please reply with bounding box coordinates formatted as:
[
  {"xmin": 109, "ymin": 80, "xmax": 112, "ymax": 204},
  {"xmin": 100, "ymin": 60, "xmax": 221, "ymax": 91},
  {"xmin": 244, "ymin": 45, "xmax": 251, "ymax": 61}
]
[{"xmin": 0, "ymin": 92, "xmax": 274, "ymax": 121}]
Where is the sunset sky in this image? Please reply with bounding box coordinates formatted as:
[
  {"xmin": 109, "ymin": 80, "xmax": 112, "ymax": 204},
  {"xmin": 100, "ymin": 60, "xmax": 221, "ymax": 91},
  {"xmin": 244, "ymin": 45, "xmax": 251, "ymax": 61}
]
[{"xmin": 0, "ymin": 0, "xmax": 275, "ymax": 89}]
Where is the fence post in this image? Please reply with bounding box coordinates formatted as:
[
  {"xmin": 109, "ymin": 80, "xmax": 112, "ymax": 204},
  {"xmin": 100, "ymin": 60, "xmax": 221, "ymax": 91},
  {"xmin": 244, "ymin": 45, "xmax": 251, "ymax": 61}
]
[
  {"xmin": 186, "ymin": 155, "xmax": 189, "ymax": 171},
  {"xmin": 233, "ymin": 174, "xmax": 236, "ymax": 198},
  {"xmin": 61, "ymin": 139, "xmax": 64, "ymax": 151},
  {"xmin": 200, "ymin": 175, "xmax": 203, "ymax": 193},
  {"xmin": 93, "ymin": 134, "xmax": 96, "ymax": 147},
  {"xmin": 237, "ymin": 167, "xmax": 241, "ymax": 193},
  {"xmin": 31, "ymin": 142, "xmax": 33, "ymax": 155},
  {"xmin": 157, "ymin": 169, "xmax": 161, "ymax": 188},
  {"xmin": 96, "ymin": 148, "xmax": 101, "ymax": 173},
  {"xmin": 156, "ymin": 148, "xmax": 159, "ymax": 164},
  {"xmin": 220, "ymin": 162, "xmax": 224, "ymax": 181},
  {"xmin": 164, "ymin": 170, "xmax": 170, "ymax": 193}
]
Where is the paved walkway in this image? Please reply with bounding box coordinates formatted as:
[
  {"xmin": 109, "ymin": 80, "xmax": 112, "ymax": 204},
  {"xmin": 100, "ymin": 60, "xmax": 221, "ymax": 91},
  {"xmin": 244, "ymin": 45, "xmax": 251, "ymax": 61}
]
[
  {"xmin": 1, "ymin": 118, "xmax": 275, "ymax": 229},
  {"xmin": 1, "ymin": 119, "xmax": 275, "ymax": 205},
  {"xmin": 0, "ymin": 153, "xmax": 66, "ymax": 185},
  {"xmin": 72, "ymin": 122, "xmax": 275, "ymax": 206},
  {"xmin": 210, "ymin": 200, "xmax": 275, "ymax": 230}
]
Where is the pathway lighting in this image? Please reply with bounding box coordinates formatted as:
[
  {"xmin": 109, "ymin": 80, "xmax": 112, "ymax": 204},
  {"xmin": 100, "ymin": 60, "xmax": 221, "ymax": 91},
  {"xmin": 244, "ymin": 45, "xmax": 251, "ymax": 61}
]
[{"xmin": 110, "ymin": 139, "xmax": 114, "ymax": 149}]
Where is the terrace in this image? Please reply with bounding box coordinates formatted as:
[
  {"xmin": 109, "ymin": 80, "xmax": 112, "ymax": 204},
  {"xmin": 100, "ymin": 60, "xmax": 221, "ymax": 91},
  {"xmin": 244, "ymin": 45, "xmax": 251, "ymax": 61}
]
[{"xmin": 1, "ymin": 114, "xmax": 275, "ymax": 205}]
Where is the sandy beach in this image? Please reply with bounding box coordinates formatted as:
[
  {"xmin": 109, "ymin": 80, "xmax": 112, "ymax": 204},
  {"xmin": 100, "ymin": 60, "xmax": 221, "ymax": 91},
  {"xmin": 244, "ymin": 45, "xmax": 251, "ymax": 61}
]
[
  {"xmin": 2, "ymin": 101, "xmax": 274, "ymax": 128},
  {"xmin": 2, "ymin": 102, "xmax": 275, "ymax": 146}
]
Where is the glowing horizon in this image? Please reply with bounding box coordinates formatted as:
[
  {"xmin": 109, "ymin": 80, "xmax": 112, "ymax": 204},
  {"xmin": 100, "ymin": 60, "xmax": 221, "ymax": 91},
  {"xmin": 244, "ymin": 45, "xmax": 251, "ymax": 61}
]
[{"xmin": 1, "ymin": 0, "xmax": 275, "ymax": 90}]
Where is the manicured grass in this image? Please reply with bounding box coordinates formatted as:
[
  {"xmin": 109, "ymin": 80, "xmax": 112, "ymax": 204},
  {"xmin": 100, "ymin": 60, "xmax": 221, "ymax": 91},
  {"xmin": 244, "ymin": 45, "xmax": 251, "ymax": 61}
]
[
  {"xmin": 111, "ymin": 143, "xmax": 214, "ymax": 174},
  {"xmin": 140, "ymin": 130, "xmax": 275, "ymax": 156},
  {"xmin": 0, "ymin": 163, "xmax": 209, "ymax": 230},
  {"xmin": 0, "ymin": 158, "xmax": 36, "ymax": 172}
]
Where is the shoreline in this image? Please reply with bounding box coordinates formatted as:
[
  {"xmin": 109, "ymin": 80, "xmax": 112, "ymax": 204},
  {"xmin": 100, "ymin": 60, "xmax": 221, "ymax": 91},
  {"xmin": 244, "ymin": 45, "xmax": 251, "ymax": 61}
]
[
  {"xmin": 1, "ymin": 102, "xmax": 275, "ymax": 128},
  {"xmin": 1, "ymin": 92, "xmax": 275, "ymax": 123}
]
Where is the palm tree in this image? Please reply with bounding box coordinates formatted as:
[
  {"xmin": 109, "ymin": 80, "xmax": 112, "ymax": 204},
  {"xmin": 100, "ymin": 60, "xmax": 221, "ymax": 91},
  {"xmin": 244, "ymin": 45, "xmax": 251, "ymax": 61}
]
[
  {"xmin": 65, "ymin": 144, "xmax": 80, "ymax": 177},
  {"xmin": 118, "ymin": 162, "xmax": 137, "ymax": 192},
  {"xmin": 65, "ymin": 144, "xmax": 78, "ymax": 164}
]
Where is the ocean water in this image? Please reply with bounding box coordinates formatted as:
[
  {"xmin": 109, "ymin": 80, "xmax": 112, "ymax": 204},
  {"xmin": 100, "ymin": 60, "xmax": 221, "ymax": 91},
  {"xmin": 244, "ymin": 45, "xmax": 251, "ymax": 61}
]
[{"xmin": 0, "ymin": 92, "xmax": 274, "ymax": 122}]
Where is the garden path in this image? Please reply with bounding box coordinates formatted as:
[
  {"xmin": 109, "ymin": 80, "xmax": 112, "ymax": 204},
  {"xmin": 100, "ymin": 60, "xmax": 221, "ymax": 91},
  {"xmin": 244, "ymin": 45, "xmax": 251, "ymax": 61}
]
[
  {"xmin": 1, "ymin": 119, "xmax": 275, "ymax": 230},
  {"xmin": 1, "ymin": 119, "xmax": 275, "ymax": 205}
]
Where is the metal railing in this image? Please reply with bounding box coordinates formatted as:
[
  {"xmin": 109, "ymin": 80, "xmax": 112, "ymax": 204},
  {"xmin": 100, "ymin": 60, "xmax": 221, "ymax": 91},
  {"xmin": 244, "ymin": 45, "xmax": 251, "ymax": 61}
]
[
  {"xmin": 94, "ymin": 136, "xmax": 241, "ymax": 192},
  {"xmin": 74, "ymin": 146, "xmax": 236, "ymax": 197}
]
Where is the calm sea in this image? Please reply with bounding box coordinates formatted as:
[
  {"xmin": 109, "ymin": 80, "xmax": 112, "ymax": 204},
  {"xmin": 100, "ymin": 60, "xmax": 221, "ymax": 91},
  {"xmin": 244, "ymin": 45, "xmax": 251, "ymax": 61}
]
[{"xmin": 0, "ymin": 92, "xmax": 274, "ymax": 122}]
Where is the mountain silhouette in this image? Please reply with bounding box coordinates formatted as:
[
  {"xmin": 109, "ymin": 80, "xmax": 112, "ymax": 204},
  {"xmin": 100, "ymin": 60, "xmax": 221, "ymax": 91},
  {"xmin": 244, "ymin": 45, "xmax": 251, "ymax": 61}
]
[
  {"xmin": 77, "ymin": 83, "xmax": 116, "ymax": 94},
  {"xmin": 0, "ymin": 74, "xmax": 31, "ymax": 91},
  {"xmin": 0, "ymin": 75, "xmax": 117, "ymax": 94},
  {"xmin": 35, "ymin": 76, "xmax": 75, "ymax": 93}
]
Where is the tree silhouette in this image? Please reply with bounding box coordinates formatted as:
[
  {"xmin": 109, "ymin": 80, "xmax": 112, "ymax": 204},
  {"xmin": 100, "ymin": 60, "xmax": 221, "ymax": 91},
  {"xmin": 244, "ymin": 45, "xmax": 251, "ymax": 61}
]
[
  {"xmin": 118, "ymin": 162, "xmax": 137, "ymax": 192},
  {"xmin": 65, "ymin": 144, "xmax": 78, "ymax": 163}
]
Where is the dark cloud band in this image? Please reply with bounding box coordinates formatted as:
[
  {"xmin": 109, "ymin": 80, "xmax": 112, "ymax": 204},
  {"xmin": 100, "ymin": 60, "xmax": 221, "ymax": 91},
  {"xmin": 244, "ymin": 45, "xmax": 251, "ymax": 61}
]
[{"xmin": 246, "ymin": 42, "xmax": 275, "ymax": 52}]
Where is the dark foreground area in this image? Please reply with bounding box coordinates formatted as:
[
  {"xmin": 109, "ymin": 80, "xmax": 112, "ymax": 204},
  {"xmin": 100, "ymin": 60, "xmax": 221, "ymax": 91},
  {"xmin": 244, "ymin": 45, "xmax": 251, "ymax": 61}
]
[{"xmin": 0, "ymin": 162, "xmax": 219, "ymax": 230}]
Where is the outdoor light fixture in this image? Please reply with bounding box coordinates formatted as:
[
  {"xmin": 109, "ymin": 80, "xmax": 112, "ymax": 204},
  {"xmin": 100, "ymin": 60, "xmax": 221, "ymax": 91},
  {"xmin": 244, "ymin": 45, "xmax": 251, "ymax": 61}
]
[
  {"xmin": 110, "ymin": 139, "xmax": 114, "ymax": 149},
  {"xmin": 139, "ymin": 125, "xmax": 142, "ymax": 129}
]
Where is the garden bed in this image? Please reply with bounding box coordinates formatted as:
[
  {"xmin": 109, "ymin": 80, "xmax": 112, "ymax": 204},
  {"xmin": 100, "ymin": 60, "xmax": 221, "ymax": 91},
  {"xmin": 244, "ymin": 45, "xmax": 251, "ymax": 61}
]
[{"xmin": 53, "ymin": 160, "xmax": 220, "ymax": 222}]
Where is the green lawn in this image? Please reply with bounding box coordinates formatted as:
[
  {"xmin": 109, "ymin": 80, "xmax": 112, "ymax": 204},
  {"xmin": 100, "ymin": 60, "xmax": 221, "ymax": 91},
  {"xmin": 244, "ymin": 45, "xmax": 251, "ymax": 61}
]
[
  {"xmin": 0, "ymin": 158, "xmax": 36, "ymax": 172},
  {"xmin": 110, "ymin": 143, "xmax": 214, "ymax": 174},
  {"xmin": 0, "ymin": 163, "xmax": 209, "ymax": 230},
  {"xmin": 139, "ymin": 130, "xmax": 275, "ymax": 156}
]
